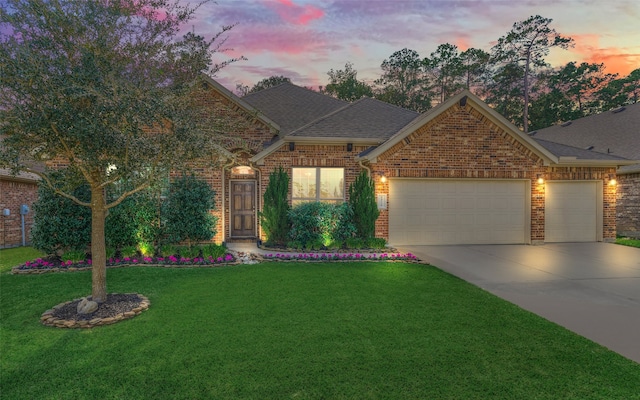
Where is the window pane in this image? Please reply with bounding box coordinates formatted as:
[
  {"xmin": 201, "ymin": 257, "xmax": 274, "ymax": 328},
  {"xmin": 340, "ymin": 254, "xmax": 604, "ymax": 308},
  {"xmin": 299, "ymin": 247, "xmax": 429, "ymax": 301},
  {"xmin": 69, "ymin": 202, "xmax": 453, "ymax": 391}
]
[
  {"xmin": 320, "ymin": 168, "xmax": 344, "ymax": 199},
  {"xmin": 292, "ymin": 168, "xmax": 316, "ymax": 199}
]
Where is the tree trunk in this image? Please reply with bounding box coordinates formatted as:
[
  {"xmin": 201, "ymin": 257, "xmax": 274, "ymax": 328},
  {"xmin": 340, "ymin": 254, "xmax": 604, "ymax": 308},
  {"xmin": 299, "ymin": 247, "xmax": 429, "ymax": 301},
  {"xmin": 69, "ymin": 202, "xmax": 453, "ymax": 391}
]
[
  {"xmin": 91, "ymin": 186, "xmax": 107, "ymax": 303},
  {"xmin": 523, "ymin": 54, "xmax": 530, "ymax": 133}
]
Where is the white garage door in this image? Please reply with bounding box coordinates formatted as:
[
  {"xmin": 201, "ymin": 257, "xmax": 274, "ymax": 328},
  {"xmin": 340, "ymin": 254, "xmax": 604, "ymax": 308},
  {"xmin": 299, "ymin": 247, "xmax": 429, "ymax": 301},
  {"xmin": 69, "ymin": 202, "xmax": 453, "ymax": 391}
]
[
  {"xmin": 545, "ymin": 182, "xmax": 599, "ymax": 242},
  {"xmin": 389, "ymin": 180, "xmax": 528, "ymax": 245}
]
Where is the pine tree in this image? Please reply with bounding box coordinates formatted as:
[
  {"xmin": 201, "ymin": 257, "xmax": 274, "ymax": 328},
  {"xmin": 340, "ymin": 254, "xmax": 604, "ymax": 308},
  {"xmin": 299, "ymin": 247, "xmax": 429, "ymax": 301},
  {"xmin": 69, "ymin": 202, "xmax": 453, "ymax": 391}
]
[
  {"xmin": 348, "ymin": 171, "xmax": 379, "ymax": 239},
  {"xmin": 260, "ymin": 167, "xmax": 290, "ymax": 245}
]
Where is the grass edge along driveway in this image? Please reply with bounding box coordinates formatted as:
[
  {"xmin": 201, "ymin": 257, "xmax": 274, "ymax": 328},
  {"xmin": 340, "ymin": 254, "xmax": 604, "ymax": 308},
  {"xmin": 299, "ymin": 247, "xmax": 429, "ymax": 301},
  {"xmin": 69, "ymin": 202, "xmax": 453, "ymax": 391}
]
[{"xmin": 1, "ymin": 250, "xmax": 639, "ymax": 399}]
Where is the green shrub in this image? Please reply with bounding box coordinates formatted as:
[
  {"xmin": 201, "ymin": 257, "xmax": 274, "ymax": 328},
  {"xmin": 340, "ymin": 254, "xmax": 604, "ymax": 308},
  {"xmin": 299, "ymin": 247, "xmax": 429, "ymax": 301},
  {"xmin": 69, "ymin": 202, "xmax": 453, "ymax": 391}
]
[
  {"xmin": 61, "ymin": 249, "xmax": 87, "ymax": 263},
  {"xmin": 137, "ymin": 242, "xmax": 155, "ymax": 257},
  {"xmin": 327, "ymin": 240, "xmax": 342, "ymax": 251},
  {"xmin": 307, "ymin": 238, "xmax": 324, "ymax": 251},
  {"xmin": 346, "ymin": 237, "xmax": 365, "ymax": 250},
  {"xmin": 333, "ymin": 203, "xmax": 356, "ymax": 243},
  {"xmin": 202, "ymin": 243, "xmax": 226, "ymax": 259},
  {"xmin": 287, "ymin": 241, "xmax": 303, "ymax": 251},
  {"xmin": 31, "ymin": 177, "xmax": 91, "ymax": 255},
  {"xmin": 178, "ymin": 245, "xmax": 201, "ymax": 259},
  {"xmin": 348, "ymin": 171, "xmax": 379, "ymax": 239},
  {"xmin": 105, "ymin": 247, "xmax": 116, "ymax": 259},
  {"xmin": 105, "ymin": 191, "xmax": 161, "ymax": 250},
  {"xmin": 162, "ymin": 175, "xmax": 217, "ymax": 247},
  {"xmin": 288, "ymin": 202, "xmax": 355, "ymax": 248},
  {"xmin": 260, "ymin": 167, "xmax": 290, "ymax": 245},
  {"xmin": 366, "ymin": 237, "xmax": 387, "ymax": 250},
  {"xmin": 160, "ymin": 244, "xmax": 178, "ymax": 257},
  {"xmin": 104, "ymin": 197, "xmax": 137, "ymax": 249},
  {"xmin": 119, "ymin": 246, "xmax": 138, "ymax": 258}
]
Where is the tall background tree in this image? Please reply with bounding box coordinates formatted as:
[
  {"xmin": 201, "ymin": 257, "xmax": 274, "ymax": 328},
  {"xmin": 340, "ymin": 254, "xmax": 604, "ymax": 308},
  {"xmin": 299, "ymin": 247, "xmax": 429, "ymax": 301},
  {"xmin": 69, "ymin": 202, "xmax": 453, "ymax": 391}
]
[
  {"xmin": 0, "ymin": 0, "xmax": 241, "ymax": 304},
  {"xmin": 374, "ymin": 48, "xmax": 432, "ymax": 112},
  {"xmin": 424, "ymin": 43, "xmax": 464, "ymax": 104},
  {"xmin": 323, "ymin": 62, "xmax": 373, "ymax": 101},
  {"xmin": 490, "ymin": 15, "xmax": 573, "ymax": 132}
]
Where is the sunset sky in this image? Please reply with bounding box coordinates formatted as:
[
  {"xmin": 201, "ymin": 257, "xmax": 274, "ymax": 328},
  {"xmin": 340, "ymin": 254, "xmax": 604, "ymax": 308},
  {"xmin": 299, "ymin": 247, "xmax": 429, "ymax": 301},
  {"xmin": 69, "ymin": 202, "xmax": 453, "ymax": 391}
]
[{"xmin": 189, "ymin": 0, "xmax": 640, "ymax": 92}]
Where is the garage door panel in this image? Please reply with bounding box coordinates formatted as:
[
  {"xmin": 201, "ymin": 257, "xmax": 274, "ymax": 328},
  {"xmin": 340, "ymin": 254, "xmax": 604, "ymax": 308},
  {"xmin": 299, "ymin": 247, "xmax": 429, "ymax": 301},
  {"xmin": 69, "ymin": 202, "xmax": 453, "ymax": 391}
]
[
  {"xmin": 389, "ymin": 180, "xmax": 527, "ymax": 245},
  {"xmin": 545, "ymin": 182, "xmax": 597, "ymax": 243}
]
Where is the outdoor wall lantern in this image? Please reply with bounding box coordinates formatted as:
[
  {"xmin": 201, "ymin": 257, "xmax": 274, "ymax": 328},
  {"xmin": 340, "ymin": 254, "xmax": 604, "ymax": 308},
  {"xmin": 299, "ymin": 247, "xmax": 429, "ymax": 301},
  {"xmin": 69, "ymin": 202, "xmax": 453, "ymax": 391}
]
[
  {"xmin": 289, "ymin": 142, "xmax": 295, "ymax": 151},
  {"xmin": 608, "ymin": 174, "xmax": 617, "ymax": 186},
  {"xmin": 536, "ymin": 174, "xmax": 544, "ymax": 184},
  {"xmin": 380, "ymin": 175, "xmax": 387, "ymax": 183},
  {"xmin": 231, "ymin": 166, "xmax": 253, "ymax": 175}
]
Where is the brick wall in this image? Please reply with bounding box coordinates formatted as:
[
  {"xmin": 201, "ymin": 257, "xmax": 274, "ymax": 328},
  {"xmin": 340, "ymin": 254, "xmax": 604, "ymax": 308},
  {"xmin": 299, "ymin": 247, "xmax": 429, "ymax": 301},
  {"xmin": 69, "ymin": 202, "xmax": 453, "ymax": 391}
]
[
  {"xmin": 366, "ymin": 103, "xmax": 616, "ymax": 243},
  {"xmin": 370, "ymin": 103, "xmax": 546, "ymax": 241},
  {"xmin": 617, "ymin": 172, "xmax": 640, "ymax": 237},
  {"xmin": 0, "ymin": 178, "xmax": 39, "ymax": 248},
  {"xmin": 257, "ymin": 143, "xmax": 370, "ymax": 240}
]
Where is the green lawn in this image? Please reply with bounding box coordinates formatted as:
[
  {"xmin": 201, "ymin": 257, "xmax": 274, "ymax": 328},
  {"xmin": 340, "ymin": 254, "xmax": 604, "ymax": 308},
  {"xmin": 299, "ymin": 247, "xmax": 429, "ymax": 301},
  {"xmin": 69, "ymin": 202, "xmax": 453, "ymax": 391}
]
[
  {"xmin": 616, "ymin": 237, "xmax": 640, "ymax": 248},
  {"xmin": 0, "ymin": 246, "xmax": 45, "ymax": 273},
  {"xmin": 1, "ymin": 250, "xmax": 639, "ymax": 399}
]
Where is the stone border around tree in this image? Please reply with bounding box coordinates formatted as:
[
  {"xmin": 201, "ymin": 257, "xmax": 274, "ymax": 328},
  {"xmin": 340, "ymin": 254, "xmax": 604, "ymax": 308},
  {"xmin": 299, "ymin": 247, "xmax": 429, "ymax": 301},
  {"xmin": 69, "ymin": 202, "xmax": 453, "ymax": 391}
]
[{"xmin": 40, "ymin": 293, "xmax": 150, "ymax": 329}]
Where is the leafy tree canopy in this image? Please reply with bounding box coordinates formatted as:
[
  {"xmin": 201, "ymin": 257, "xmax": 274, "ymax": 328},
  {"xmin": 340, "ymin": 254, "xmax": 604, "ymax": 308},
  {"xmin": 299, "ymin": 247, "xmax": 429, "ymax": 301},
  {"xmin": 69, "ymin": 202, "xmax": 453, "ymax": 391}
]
[
  {"xmin": 0, "ymin": 0, "xmax": 241, "ymax": 302},
  {"xmin": 249, "ymin": 75, "xmax": 291, "ymax": 93},
  {"xmin": 323, "ymin": 62, "xmax": 373, "ymax": 101}
]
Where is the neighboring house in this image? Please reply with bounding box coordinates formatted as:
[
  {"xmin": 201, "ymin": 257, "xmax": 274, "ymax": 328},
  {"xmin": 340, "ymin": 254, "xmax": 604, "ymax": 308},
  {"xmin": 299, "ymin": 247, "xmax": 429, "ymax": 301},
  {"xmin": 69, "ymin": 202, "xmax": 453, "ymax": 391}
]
[
  {"xmin": 0, "ymin": 169, "xmax": 39, "ymax": 248},
  {"xmin": 199, "ymin": 77, "xmax": 635, "ymax": 246},
  {"xmin": 532, "ymin": 103, "xmax": 640, "ymax": 238}
]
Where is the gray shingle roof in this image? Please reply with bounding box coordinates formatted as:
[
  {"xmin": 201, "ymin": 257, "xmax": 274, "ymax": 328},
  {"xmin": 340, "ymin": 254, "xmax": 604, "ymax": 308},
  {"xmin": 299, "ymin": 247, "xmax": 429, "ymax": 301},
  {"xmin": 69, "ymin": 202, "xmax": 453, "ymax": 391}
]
[
  {"xmin": 242, "ymin": 83, "xmax": 348, "ymax": 135},
  {"xmin": 531, "ymin": 102, "xmax": 640, "ymax": 160},
  {"xmin": 289, "ymin": 97, "xmax": 419, "ymax": 140},
  {"xmin": 534, "ymin": 139, "xmax": 629, "ymax": 160}
]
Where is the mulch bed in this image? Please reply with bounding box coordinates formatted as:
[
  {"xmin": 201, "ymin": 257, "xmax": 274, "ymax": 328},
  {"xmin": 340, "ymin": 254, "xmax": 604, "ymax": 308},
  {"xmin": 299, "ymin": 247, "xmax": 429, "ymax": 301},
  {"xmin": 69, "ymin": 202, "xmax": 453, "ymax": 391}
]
[{"xmin": 41, "ymin": 293, "xmax": 150, "ymax": 329}]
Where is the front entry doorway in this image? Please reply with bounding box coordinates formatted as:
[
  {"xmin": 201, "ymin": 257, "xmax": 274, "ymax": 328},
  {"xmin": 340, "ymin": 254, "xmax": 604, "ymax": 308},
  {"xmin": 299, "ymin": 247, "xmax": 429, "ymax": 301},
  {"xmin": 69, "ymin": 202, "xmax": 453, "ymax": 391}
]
[{"xmin": 230, "ymin": 180, "xmax": 256, "ymax": 238}]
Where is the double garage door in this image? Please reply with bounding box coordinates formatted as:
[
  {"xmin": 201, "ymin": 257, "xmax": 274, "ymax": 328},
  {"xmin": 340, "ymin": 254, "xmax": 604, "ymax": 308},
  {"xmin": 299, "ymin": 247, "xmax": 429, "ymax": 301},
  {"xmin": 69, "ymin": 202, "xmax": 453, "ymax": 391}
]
[{"xmin": 388, "ymin": 179, "xmax": 599, "ymax": 245}]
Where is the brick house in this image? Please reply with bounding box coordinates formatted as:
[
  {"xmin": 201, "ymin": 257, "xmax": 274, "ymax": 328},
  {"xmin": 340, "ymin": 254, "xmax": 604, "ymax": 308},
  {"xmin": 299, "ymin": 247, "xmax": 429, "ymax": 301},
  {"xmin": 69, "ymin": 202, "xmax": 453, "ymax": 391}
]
[
  {"xmin": 533, "ymin": 103, "xmax": 640, "ymax": 238},
  {"xmin": 0, "ymin": 169, "xmax": 39, "ymax": 248},
  {"xmin": 4, "ymin": 77, "xmax": 635, "ymax": 248},
  {"xmin": 200, "ymin": 77, "xmax": 636, "ymax": 246}
]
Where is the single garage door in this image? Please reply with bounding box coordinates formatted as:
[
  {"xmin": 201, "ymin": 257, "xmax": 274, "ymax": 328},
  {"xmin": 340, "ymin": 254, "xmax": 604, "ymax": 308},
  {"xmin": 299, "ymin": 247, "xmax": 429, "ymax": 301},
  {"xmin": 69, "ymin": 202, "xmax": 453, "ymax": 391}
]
[
  {"xmin": 389, "ymin": 180, "xmax": 528, "ymax": 245},
  {"xmin": 545, "ymin": 181, "xmax": 599, "ymax": 242}
]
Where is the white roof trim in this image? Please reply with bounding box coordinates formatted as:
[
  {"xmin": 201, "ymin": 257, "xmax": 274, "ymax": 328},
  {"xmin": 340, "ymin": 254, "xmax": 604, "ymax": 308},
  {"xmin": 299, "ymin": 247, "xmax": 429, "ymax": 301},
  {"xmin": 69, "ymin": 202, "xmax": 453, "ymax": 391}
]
[
  {"xmin": 200, "ymin": 75, "xmax": 280, "ymax": 133},
  {"xmin": 250, "ymin": 139, "xmax": 285, "ymax": 164}
]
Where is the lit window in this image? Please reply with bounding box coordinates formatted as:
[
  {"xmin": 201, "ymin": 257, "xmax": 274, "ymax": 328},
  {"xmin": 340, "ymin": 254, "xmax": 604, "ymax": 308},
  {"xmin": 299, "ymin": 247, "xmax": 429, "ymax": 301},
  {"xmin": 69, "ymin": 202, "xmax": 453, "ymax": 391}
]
[{"xmin": 292, "ymin": 167, "xmax": 344, "ymax": 205}]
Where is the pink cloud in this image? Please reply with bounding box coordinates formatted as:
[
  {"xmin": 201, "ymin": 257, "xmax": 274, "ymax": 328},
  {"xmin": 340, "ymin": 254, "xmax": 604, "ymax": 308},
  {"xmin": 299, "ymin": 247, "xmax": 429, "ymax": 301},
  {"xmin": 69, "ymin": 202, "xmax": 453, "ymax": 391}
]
[
  {"xmin": 268, "ymin": 0, "xmax": 324, "ymax": 25},
  {"xmin": 229, "ymin": 24, "xmax": 340, "ymax": 55},
  {"xmin": 565, "ymin": 33, "xmax": 640, "ymax": 76}
]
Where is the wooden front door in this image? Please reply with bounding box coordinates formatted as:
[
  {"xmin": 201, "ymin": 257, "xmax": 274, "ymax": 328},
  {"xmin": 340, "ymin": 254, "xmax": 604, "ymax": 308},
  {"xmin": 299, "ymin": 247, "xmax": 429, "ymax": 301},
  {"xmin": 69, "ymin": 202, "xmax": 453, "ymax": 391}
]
[{"xmin": 230, "ymin": 181, "xmax": 256, "ymax": 237}]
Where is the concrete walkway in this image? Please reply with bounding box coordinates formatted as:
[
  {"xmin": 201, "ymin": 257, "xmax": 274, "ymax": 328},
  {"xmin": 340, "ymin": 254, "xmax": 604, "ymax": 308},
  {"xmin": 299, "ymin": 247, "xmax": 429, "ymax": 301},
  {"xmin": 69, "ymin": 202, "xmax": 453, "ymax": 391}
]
[{"xmin": 396, "ymin": 243, "xmax": 640, "ymax": 364}]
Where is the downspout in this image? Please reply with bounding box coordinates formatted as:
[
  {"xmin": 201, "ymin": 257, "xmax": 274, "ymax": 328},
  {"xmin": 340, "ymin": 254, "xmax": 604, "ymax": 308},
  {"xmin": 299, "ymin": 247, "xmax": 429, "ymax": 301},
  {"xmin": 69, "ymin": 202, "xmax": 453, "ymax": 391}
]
[
  {"xmin": 221, "ymin": 159, "xmax": 235, "ymax": 244},
  {"xmin": 358, "ymin": 160, "xmax": 372, "ymax": 177}
]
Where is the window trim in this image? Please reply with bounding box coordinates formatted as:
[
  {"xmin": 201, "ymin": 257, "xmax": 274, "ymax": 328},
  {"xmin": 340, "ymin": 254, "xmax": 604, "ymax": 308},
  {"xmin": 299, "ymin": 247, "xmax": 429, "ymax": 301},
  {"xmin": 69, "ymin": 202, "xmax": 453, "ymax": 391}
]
[{"xmin": 292, "ymin": 167, "xmax": 345, "ymax": 204}]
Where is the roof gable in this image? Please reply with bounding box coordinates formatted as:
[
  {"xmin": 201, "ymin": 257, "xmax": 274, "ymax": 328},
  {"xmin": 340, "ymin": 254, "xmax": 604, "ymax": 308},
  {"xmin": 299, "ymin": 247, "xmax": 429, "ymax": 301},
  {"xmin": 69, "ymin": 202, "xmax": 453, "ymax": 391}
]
[
  {"xmin": 242, "ymin": 83, "xmax": 348, "ymax": 135},
  {"xmin": 358, "ymin": 90, "xmax": 558, "ymax": 164},
  {"xmin": 200, "ymin": 75, "xmax": 279, "ymax": 132}
]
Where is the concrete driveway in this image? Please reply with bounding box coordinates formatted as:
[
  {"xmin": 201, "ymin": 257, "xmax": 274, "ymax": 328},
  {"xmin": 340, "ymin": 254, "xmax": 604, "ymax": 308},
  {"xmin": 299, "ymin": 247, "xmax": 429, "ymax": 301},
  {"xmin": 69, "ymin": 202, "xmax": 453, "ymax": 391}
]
[{"xmin": 396, "ymin": 243, "xmax": 640, "ymax": 364}]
